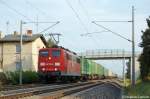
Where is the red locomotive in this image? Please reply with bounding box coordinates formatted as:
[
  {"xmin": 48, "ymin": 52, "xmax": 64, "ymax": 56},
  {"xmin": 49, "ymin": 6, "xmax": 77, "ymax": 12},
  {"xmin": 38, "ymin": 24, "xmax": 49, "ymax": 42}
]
[{"xmin": 38, "ymin": 46, "xmax": 81, "ymax": 81}]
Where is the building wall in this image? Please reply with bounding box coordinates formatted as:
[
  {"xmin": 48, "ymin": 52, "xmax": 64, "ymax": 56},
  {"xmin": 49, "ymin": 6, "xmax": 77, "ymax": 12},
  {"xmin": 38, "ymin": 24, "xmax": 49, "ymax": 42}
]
[
  {"xmin": 2, "ymin": 42, "xmax": 17, "ymax": 71},
  {"xmin": 21, "ymin": 42, "xmax": 33, "ymax": 71},
  {"xmin": 0, "ymin": 42, "xmax": 33, "ymax": 72},
  {"xmin": 32, "ymin": 38, "xmax": 46, "ymax": 71},
  {"xmin": 0, "ymin": 37, "xmax": 46, "ymax": 72},
  {"xmin": 0, "ymin": 44, "xmax": 3, "ymax": 72}
]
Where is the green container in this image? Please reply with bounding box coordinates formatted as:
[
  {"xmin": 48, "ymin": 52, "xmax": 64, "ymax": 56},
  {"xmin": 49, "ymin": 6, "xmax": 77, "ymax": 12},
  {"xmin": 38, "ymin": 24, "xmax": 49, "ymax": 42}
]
[
  {"xmin": 93, "ymin": 62, "xmax": 98, "ymax": 75},
  {"xmin": 81, "ymin": 57, "xmax": 110, "ymax": 78},
  {"xmin": 81, "ymin": 57, "xmax": 86, "ymax": 74},
  {"xmin": 91, "ymin": 61, "xmax": 94, "ymax": 75},
  {"xmin": 98, "ymin": 64, "xmax": 104, "ymax": 76},
  {"xmin": 87, "ymin": 59, "xmax": 92, "ymax": 75},
  {"xmin": 81, "ymin": 57, "xmax": 91, "ymax": 75}
]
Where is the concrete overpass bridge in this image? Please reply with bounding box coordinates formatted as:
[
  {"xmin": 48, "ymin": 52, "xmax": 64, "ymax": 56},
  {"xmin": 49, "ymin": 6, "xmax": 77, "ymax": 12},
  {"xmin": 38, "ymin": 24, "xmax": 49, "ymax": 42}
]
[
  {"xmin": 78, "ymin": 49, "xmax": 140, "ymax": 60},
  {"xmin": 78, "ymin": 49, "xmax": 141, "ymax": 80}
]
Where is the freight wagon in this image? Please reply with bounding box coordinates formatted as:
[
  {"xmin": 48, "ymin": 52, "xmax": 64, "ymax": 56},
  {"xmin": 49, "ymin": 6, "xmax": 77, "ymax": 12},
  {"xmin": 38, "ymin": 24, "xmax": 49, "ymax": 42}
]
[
  {"xmin": 80, "ymin": 56, "xmax": 110, "ymax": 80},
  {"xmin": 107, "ymin": 70, "xmax": 117, "ymax": 79}
]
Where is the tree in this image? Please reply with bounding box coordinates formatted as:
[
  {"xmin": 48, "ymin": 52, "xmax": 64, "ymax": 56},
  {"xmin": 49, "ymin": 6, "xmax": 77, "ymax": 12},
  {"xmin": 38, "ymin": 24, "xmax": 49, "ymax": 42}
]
[
  {"xmin": 138, "ymin": 16, "xmax": 150, "ymax": 81},
  {"xmin": 126, "ymin": 62, "xmax": 130, "ymax": 79},
  {"xmin": 47, "ymin": 38, "xmax": 56, "ymax": 48}
]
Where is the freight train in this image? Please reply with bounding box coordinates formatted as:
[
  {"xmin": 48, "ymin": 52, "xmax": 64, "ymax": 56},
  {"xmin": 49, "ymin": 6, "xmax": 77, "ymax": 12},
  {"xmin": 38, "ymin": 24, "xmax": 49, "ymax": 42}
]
[{"xmin": 38, "ymin": 46, "xmax": 116, "ymax": 82}]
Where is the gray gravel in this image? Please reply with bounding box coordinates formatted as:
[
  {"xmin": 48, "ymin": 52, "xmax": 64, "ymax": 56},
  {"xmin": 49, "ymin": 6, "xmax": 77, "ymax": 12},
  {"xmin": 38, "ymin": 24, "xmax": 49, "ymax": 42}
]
[{"xmin": 62, "ymin": 83, "xmax": 122, "ymax": 99}]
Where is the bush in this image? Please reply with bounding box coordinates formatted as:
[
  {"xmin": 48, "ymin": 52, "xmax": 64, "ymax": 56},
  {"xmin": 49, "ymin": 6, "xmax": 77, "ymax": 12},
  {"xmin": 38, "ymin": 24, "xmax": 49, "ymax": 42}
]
[
  {"xmin": 5, "ymin": 71, "xmax": 19, "ymax": 84},
  {"xmin": 6, "ymin": 71, "xmax": 40, "ymax": 85},
  {"xmin": 22, "ymin": 71, "xmax": 39, "ymax": 84},
  {"xmin": 0, "ymin": 72, "xmax": 8, "ymax": 85}
]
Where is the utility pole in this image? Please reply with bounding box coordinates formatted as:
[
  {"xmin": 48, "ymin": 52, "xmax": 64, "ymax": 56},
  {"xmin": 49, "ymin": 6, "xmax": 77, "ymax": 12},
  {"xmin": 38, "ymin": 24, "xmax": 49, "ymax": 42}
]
[
  {"xmin": 19, "ymin": 20, "xmax": 23, "ymax": 85},
  {"xmin": 122, "ymin": 50, "xmax": 126, "ymax": 87},
  {"xmin": 18, "ymin": 20, "xmax": 59, "ymax": 85},
  {"xmin": 36, "ymin": 15, "xmax": 39, "ymax": 33},
  {"xmin": 6, "ymin": 21, "xmax": 9, "ymax": 34},
  {"xmin": 85, "ymin": 6, "xmax": 136, "ymax": 87},
  {"xmin": 131, "ymin": 6, "xmax": 135, "ymax": 87}
]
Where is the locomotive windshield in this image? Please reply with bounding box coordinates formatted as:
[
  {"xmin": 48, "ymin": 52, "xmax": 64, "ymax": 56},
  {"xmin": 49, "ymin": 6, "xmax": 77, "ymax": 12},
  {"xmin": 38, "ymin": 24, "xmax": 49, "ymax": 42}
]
[
  {"xmin": 52, "ymin": 50, "xmax": 60, "ymax": 57},
  {"xmin": 39, "ymin": 50, "xmax": 49, "ymax": 57}
]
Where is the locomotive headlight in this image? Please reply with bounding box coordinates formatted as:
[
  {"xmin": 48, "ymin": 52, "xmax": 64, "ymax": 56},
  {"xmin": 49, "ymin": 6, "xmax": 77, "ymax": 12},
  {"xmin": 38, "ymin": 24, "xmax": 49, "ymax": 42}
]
[
  {"xmin": 54, "ymin": 68, "xmax": 58, "ymax": 71},
  {"xmin": 42, "ymin": 68, "xmax": 45, "ymax": 71},
  {"xmin": 48, "ymin": 57, "xmax": 51, "ymax": 60},
  {"xmin": 55, "ymin": 62, "xmax": 60, "ymax": 66}
]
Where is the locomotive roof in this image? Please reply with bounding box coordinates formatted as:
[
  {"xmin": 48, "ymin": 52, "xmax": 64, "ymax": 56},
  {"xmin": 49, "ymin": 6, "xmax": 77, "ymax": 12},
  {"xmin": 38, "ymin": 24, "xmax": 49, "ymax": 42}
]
[
  {"xmin": 41, "ymin": 46, "xmax": 77, "ymax": 55},
  {"xmin": 55, "ymin": 46, "xmax": 77, "ymax": 55}
]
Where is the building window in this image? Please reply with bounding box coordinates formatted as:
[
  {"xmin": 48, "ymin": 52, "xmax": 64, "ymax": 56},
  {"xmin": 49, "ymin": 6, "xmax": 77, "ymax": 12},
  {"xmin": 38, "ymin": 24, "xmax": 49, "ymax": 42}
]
[
  {"xmin": 16, "ymin": 62, "xmax": 21, "ymax": 71},
  {"xmin": 16, "ymin": 44, "xmax": 21, "ymax": 53}
]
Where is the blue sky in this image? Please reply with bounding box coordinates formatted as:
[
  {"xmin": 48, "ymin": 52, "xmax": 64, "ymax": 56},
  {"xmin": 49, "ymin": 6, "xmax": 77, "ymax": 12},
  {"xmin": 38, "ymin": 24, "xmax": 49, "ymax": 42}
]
[{"xmin": 0, "ymin": 0, "xmax": 150, "ymax": 76}]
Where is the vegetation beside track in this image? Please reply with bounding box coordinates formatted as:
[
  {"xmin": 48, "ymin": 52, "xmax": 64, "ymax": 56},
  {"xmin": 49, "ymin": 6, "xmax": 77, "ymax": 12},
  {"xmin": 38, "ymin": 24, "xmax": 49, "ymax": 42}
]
[
  {"xmin": 124, "ymin": 79, "xmax": 150, "ymax": 96},
  {"xmin": 0, "ymin": 71, "xmax": 40, "ymax": 85}
]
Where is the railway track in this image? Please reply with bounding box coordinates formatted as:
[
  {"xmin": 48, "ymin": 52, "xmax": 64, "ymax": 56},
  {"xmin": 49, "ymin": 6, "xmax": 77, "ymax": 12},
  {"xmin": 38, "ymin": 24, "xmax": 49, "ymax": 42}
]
[
  {"xmin": 62, "ymin": 80, "xmax": 122, "ymax": 99},
  {"xmin": 32, "ymin": 81, "xmax": 105, "ymax": 99},
  {"xmin": 0, "ymin": 81, "xmax": 77, "ymax": 92},
  {"xmin": 0, "ymin": 79, "xmax": 122, "ymax": 99},
  {"xmin": 0, "ymin": 81, "xmax": 99, "ymax": 99},
  {"xmin": 0, "ymin": 84, "xmax": 54, "ymax": 91}
]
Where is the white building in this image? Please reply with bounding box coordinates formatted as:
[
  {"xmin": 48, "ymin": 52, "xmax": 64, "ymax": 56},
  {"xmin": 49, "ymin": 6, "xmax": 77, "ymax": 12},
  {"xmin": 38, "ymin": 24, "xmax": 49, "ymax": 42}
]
[{"xmin": 0, "ymin": 31, "xmax": 47, "ymax": 72}]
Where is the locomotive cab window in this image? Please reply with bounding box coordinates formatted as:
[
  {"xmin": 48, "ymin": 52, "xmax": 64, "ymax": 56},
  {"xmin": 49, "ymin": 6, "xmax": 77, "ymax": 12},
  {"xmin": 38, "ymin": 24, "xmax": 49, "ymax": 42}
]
[
  {"xmin": 52, "ymin": 50, "xmax": 60, "ymax": 57},
  {"xmin": 39, "ymin": 51, "xmax": 49, "ymax": 57}
]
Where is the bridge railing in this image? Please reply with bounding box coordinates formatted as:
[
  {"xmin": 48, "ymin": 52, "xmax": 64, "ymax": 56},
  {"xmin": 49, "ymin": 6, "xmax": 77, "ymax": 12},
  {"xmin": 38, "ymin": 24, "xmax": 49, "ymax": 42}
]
[{"xmin": 78, "ymin": 49, "xmax": 141, "ymax": 58}]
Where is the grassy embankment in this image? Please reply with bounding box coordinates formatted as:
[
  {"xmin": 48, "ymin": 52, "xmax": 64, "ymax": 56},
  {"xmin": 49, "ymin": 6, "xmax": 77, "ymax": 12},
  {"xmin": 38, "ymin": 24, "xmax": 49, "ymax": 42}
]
[{"xmin": 124, "ymin": 79, "xmax": 150, "ymax": 96}]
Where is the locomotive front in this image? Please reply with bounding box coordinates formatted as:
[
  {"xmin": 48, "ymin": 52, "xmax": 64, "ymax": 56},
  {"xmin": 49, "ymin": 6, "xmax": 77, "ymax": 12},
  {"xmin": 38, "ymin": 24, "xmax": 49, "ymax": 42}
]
[{"xmin": 38, "ymin": 48, "xmax": 64, "ymax": 79}]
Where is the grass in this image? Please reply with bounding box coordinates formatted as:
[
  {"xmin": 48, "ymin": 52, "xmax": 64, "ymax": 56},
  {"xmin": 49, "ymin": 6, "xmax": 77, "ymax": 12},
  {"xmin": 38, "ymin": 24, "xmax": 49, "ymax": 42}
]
[{"xmin": 124, "ymin": 79, "xmax": 150, "ymax": 96}]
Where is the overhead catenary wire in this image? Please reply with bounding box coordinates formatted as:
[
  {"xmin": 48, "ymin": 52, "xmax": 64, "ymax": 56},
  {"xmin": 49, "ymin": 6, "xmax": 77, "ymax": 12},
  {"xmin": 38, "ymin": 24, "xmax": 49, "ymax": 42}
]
[
  {"xmin": 78, "ymin": 0, "xmax": 91, "ymax": 21},
  {"xmin": 65, "ymin": 0, "xmax": 89, "ymax": 33},
  {"xmin": 78, "ymin": 0, "xmax": 93, "ymax": 34},
  {"xmin": 0, "ymin": 0, "xmax": 32, "ymax": 21},
  {"xmin": 23, "ymin": 0, "xmax": 61, "ymax": 35},
  {"xmin": 81, "ymin": 30, "xmax": 109, "ymax": 36},
  {"xmin": 0, "ymin": 0, "xmax": 59, "ymax": 34},
  {"xmin": 78, "ymin": 0, "xmax": 132, "ymax": 43},
  {"xmin": 92, "ymin": 21, "xmax": 132, "ymax": 42},
  {"xmin": 94, "ymin": 21, "xmax": 132, "ymax": 23},
  {"xmin": 78, "ymin": 0, "xmax": 108, "ymax": 37},
  {"xmin": 24, "ymin": 0, "xmax": 49, "ymax": 19},
  {"xmin": 78, "ymin": 0, "xmax": 109, "ymax": 50},
  {"xmin": 38, "ymin": 21, "xmax": 60, "ymax": 34}
]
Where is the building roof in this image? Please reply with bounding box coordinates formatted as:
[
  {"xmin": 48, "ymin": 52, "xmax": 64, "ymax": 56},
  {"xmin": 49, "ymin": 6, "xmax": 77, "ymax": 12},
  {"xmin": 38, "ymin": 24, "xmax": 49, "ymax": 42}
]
[{"xmin": 0, "ymin": 34, "xmax": 47, "ymax": 46}]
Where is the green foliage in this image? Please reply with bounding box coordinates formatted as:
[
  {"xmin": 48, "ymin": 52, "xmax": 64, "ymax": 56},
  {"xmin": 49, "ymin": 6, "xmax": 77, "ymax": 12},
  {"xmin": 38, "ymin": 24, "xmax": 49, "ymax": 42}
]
[
  {"xmin": 22, "ymin": 71, "xmax": 39, "ymax": 83},
  {"xmin": 6, "ymin": 71, "xmax": 39, "ymax": 85},
  {"xmin": 0, "ymin": 72, "xmax": 8, "ymax": 85},
  {"xmin": 6, "ymin": 71, "xmax": 19, "ymax": 84},
  {"xmin": 124, "ymin": 80, "xmax": 150, "ymax": 96},
  {"xmin": 126, "ymin": 62, "xmax": 130, "ymax": 79},
  {"xmin": 139, "ymin": 16, "xmax": 150, "ymax": 81},
  {"xmin": 47, "ymin": 38, "xmax": 56, "ymax": 48}
]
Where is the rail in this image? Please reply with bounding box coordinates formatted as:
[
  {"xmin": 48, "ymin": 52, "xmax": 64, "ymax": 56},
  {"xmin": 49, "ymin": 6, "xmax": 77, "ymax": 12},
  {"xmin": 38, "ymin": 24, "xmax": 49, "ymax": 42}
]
[{"xmin": 0, "ymin": 82, "xmax": 93, "ymax": 99}]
